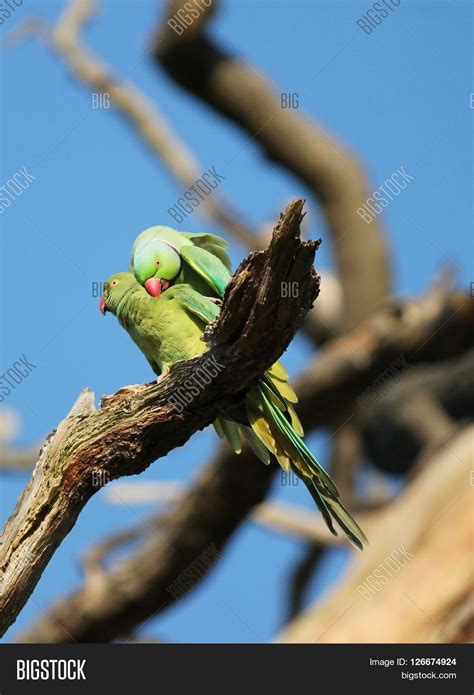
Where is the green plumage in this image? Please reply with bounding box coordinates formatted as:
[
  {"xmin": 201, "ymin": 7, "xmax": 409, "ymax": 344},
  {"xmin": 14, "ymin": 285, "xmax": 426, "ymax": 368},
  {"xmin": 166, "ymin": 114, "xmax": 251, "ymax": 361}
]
[
  {"xmin": 130, "ymin": 226, "xmax": 231, "ymax": 298},
  {"xmin": 102, "ymin": 271, "xmax": 368, "ymax": 550}
]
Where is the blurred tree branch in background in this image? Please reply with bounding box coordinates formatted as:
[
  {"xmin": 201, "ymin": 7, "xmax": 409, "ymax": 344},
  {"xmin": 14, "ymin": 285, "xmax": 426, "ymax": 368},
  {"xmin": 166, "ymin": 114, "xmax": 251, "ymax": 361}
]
[
  {"xmin": 3, "ymin": 0, "xmax": 473, "ymax": 643},
  {"xmin": 0, "ymin": 410, "xmax": 40, "ymax": 471},
  {"xmin": 360, "ymin": 349, "xmax": 474, "ymax": 474}
]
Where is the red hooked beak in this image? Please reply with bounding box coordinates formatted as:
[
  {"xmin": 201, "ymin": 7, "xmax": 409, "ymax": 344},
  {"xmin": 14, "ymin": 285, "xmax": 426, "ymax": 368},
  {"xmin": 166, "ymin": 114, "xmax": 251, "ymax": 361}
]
[
  {"xmin": 99, "ymin": 295, "xmax": 107, "ymax": 315},
  {"xmin": 144, "ymin": 278, "xmax": 170, "ymax": 297}
]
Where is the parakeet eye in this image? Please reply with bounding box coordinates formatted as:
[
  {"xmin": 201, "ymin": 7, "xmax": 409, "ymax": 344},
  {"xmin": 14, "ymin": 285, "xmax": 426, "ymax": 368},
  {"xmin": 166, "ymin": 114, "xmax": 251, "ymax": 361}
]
[
  {"xmin": 151, "ymin": 242, "xmax": 181, "ymax": 280},
  {"xmin": 111, "ymin": 280, "xmax": 118, "ymax": 287}
]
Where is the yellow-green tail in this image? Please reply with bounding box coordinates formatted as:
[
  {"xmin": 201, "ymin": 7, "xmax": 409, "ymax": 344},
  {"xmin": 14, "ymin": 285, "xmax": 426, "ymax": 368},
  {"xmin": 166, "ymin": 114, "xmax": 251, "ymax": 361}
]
[{"xmin": 246, "ymin": 368, "xmax": 368, "ymax": 551}]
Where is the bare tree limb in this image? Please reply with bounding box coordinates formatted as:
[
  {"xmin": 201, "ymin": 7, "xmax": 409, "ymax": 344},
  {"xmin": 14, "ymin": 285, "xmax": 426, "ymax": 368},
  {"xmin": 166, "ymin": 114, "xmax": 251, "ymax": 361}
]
[
  {"xmin": 10, "ymin": 289, "xmax": 471, "ymax": 475},
  {"xmin": 17, "ymin": 446, "xmax": 360, "ymax": 644},
  {"xmin": 153, "ymin": 0, "xmax": 392, "ymax": 329},
  {"xmin": 80, "ymin": 518, "xmax": 163, "ymax": 588},
  {"xmin": 105, "ymin": 481, "xmax": 184, "ymax": 506},
  {"xmin": 361, "ymin": 349, "xmax": 474, "ymax": 474},
  {"xmin": 0, "ymin": 199, "xmax": 319, "ymax": 637}
]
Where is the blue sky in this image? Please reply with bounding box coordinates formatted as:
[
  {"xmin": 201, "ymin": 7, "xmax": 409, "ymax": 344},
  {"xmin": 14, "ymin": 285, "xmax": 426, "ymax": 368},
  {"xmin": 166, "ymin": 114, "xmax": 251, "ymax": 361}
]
[{"xmin": 1, "ymin": 0, "xmax": 471, "ymax": 642}]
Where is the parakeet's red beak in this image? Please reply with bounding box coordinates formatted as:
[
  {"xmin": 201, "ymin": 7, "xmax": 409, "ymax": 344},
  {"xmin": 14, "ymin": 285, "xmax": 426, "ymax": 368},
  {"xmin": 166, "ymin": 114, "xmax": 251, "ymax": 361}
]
[
  {"xmin": 144, "ymin": 278, "xmax": 170, "ymax": 297},
  {"xmin": 144, "ymin": 278, "xmax": 161, "ymax": 297},
  {"xmin": 99, "ymin": 296, "xmax": 107, "ymax": 315}
]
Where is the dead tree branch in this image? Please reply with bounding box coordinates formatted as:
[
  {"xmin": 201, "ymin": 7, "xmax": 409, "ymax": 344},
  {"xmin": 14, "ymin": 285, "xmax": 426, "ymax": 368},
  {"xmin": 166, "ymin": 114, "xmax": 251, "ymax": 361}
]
[
  {"xmin": 0, "ymin": 199, "xmax": 319, "ymax": 637},
  {"xmin": 361, "ymin": 349, "xmax": 474, "ymax": 474}
]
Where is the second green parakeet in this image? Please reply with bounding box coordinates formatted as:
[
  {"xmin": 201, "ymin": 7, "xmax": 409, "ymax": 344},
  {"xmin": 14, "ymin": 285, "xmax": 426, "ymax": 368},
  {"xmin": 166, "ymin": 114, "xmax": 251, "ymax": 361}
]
[
  {"xmin": 100, "ymin": 272, "xmax": 368, "ymax": 550},
  {"xmin": 130, "ymin": 225, "xmax": 231, "ymax": 299}
]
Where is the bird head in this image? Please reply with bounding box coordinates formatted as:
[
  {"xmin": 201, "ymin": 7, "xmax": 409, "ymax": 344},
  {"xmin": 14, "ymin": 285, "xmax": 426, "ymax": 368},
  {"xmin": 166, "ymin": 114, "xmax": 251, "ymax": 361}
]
[
  {"xmin": 133, "ymin": 237, "xmax": 182, "ymax": 298},
  {"xmin": 99, "ymin": 272, "xmax": 138, "ymax": 316}
]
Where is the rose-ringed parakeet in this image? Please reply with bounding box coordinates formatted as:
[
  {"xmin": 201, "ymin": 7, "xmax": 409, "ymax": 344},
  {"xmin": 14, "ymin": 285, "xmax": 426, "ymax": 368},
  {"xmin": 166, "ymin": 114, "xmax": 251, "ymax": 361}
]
[
  {"xmin": 130, "ymin": 225, "xmax": 231, "ymax": 299},
  {"xmin": 100, "ymin": 272, "xmax": 368, "ymax": 550}
]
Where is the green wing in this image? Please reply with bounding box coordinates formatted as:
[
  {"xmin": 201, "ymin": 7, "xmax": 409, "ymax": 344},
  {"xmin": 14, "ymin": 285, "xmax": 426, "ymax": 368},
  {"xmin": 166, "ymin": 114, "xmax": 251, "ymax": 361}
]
[
  {"xmin": 183, "ymin": 232, "xmax": 232, "ymax": 272},
  {"xmin": 180, "ymin": 245, "xmax": 230, "ymax": 299},
  {"xmin": 169, "ymin": 284, "xmax": 221, "ymax": 324}
]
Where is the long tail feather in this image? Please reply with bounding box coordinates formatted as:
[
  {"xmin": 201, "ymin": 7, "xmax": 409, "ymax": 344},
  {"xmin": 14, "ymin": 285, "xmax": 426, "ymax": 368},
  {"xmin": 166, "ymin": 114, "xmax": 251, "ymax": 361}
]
[
  {"xmin": 322, "ymin": 495, "xmax": 369, "ymax": 550},
  {"xmin": 303, "ymin": 478, "xmax": 338, "ymax": 537},
  {"xmin": 246, "ymin": 384, "xmax": 368, "ymax": 550}
]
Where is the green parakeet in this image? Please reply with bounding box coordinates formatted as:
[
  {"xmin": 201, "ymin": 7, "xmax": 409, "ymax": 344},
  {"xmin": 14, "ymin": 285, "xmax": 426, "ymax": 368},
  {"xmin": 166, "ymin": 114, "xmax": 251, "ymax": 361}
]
[
  {"xmin": 130, "ymin": 225, "xmax": 231, "ymax": 299},
  {"xmin": 100, "ymin": 272, "xmax": 368, "ymax": 550}
]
